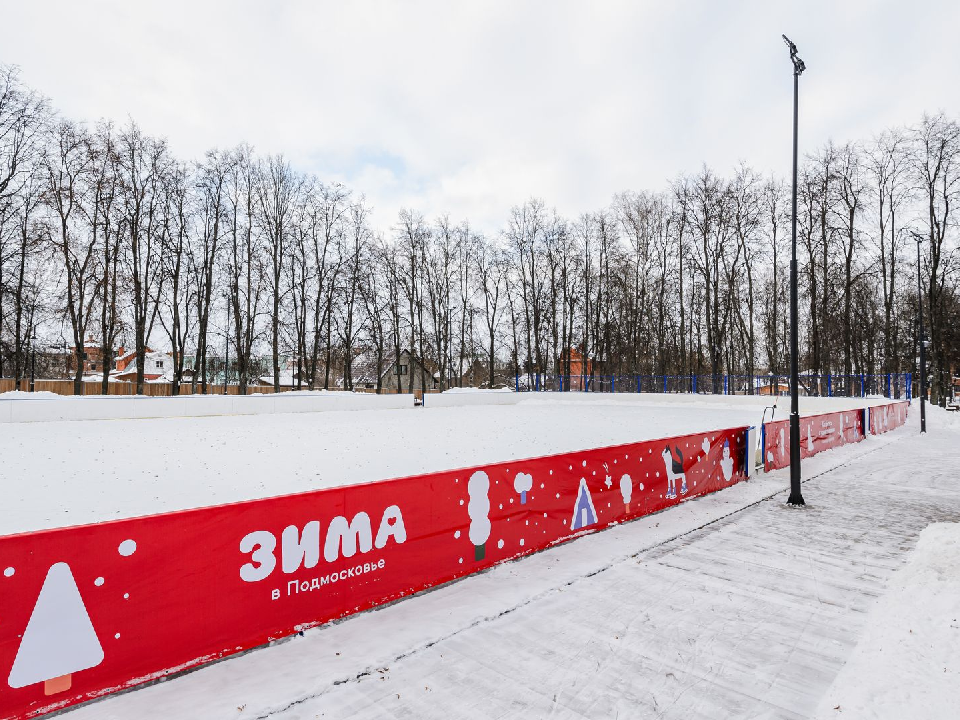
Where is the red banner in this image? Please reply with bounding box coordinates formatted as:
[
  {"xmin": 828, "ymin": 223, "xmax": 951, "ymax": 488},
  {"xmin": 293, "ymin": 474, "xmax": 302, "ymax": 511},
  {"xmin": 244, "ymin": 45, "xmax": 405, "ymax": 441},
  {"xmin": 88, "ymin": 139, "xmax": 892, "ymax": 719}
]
[
  {"xmin": 0, "ymin": 426, "xmax": 748, "ymax": 719},
  {"xmin": 869, "ymin": 401, "xmax": 909, "ymax": 435},
  {"xmin": 763, "ymin": 409, "xmax": 865, "ymax": 472}
]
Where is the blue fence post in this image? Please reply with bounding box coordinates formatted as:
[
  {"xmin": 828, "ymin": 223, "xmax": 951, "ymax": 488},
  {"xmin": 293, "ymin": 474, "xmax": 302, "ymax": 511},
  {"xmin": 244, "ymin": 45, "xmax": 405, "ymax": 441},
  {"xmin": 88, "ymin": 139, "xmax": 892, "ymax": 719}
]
[
  {"xmin": 611, "ymin": 375, "xmax": 615, "ymax": 393},
  {"xmin": 636, "ymin": 374, "xmax": 641, "ymax": 393},
  {"xmin": 693, "ymin": 375, "xmax": 698, "ymax": 394},
  {"xmin": 535, "ymin": 373, "xmax": 540, "ymax": 392},
  {"xmin": 724, "ymin": 375, "xmax": 729, "ymax": 395},
  {"xmin": 663, "ymin": 375, "xmax": 668, "ymax": 393},
  {"xmin": 860, "ymin": 374, "xmax": 865, "ymax": 397},
  {"xmin": 906, "ymin": 372, "xmax": 912, "ymax": 400},
  {"xmin": 515, "ymin": 371, "xmax": 519, "ymax": 392},
  {"xmin": 828, "ymin": 374, "xmax": 832, "ymax": 397}
]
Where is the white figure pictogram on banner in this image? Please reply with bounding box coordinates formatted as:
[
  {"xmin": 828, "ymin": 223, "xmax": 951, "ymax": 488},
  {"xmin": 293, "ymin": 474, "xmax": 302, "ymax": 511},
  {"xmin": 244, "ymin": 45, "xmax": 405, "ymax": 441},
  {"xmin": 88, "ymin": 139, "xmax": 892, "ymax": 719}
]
[
  {"xmin": 661, "ymin": 445, "xmax": 687, "ymax": 499},
  {"xmin": 720, "ymin": 439, "xmax": 734, "ymax": 481}
]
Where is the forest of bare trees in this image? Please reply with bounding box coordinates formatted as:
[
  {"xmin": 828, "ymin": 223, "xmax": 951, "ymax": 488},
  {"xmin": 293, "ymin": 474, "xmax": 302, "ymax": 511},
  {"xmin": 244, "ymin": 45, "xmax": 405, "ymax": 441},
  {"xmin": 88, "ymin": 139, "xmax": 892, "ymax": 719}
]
[{"xmin": 1, "ymin": 65, "xmax": 958, "ymax": 401}]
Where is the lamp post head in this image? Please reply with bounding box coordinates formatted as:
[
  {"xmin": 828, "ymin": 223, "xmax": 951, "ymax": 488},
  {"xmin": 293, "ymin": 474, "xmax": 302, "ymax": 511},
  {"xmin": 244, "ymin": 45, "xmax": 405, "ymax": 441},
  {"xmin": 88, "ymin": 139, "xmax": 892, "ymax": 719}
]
[{"xmin": 782, "ymin": 34, "xmax": 806, "ymax": 75}]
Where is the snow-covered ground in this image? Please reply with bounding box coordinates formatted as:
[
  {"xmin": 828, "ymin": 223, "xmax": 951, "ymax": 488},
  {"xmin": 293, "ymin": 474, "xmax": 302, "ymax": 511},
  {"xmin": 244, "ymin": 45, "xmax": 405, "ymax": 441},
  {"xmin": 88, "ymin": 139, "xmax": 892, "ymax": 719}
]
[
  {"xmin": 814, "ymin": 520, "xmax": 960, "ymax": 719},
  {"xmin": 57, "ymin": 404, "xmax": 959, "ymax": 719},
  {"xmin": 1, "ymin": 394, "xmax": 894, "ymax": 535}
]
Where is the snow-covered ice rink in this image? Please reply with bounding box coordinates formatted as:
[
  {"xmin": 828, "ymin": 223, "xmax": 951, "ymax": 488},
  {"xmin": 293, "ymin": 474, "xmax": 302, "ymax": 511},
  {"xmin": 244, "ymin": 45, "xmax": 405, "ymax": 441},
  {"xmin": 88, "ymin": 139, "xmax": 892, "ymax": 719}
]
[
  {"xmin": 34, "ymin": 402, "xmax": 957, "ymax": 720},
  {"xmin": 1, "ymin": 393, "xmax": 895, "ymax": 535}
]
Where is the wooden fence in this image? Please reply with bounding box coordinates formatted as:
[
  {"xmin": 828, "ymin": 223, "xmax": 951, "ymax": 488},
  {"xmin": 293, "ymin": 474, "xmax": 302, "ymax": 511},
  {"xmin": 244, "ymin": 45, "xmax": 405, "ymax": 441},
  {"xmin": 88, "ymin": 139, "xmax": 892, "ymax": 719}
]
[{"xmin": 0, "ymin": 379, "xmax": 439, "ymax": 399}]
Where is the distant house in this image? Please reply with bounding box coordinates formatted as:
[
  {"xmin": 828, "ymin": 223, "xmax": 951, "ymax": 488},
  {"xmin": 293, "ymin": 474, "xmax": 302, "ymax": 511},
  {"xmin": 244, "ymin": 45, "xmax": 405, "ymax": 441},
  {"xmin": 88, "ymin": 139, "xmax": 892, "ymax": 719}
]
[
  {"xmin": 557, "ymin": 348, "xmax": 593, "ymax": 391},
  {"xmin": 379, "ymin": 350, "xmax": 438, "ymax": 393},
  {"xmin": 113, "ymin": 347, "xmax": 172, "ymax": 382},
  {"xmin": 756, "ymin": 378, "xmax": 804, "ymax": 396},
  {"xmin": 66, "ymin": 336, "xmax": 106, "ymax": 375},
  {"xmin": 259, "ymin": 357, "xmax": 302, "ymax": 388}
]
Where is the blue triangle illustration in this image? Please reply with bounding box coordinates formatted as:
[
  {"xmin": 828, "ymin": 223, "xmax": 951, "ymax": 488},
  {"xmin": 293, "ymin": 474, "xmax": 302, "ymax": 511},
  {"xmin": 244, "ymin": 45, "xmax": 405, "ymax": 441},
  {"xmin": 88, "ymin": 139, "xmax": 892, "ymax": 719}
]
[{"xmin": 570, "ymin": 477, "xmax": 598, "ymax": 531}]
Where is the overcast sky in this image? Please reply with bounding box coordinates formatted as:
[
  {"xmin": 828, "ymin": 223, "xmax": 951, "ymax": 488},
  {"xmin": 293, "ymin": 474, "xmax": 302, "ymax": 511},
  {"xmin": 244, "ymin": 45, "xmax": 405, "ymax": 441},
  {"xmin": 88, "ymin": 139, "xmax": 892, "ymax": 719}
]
[{"xmin": 3, "ymin": 0, "xmax": 958, "ymax": 234}]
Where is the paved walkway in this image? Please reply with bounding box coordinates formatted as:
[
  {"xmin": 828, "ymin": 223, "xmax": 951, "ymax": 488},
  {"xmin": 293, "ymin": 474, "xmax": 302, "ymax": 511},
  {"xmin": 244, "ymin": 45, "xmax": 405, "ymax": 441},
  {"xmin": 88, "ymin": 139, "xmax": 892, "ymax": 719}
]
[{"xmin": 72, "ymin": 413, "xmax": 960, "ymax": 720}]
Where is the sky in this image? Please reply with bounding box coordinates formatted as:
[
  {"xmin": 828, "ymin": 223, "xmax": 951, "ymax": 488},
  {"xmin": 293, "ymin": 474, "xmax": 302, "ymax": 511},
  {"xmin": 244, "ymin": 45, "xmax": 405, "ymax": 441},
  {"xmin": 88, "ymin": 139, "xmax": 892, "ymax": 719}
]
[{"xmin": 2, "ymin": 0, "xmax": 958, "ymax": 235}]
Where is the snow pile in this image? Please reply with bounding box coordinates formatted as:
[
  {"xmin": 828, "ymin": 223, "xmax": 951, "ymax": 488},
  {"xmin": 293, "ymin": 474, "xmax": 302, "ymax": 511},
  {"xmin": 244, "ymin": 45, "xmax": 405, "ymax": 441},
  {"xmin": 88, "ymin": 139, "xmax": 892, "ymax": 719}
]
[
  {"xmin": 814, "ymin": 522, "xmax": 960, "ymax": 719},
  {"xmin": 0, "ymin": 390, "xmax": 61, "ymax": 400}
]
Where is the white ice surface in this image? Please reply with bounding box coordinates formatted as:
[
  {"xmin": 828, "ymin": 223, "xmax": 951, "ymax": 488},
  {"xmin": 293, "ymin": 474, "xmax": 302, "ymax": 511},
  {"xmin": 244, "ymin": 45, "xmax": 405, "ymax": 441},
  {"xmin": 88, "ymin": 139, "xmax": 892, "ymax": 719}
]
[
  {"xmin": 1, "ymin": 394, "xmax": 894, "ymax": 536},
  {"xmin": 60, "ymin": 405, "xmax": 959, "ymax": 720}
]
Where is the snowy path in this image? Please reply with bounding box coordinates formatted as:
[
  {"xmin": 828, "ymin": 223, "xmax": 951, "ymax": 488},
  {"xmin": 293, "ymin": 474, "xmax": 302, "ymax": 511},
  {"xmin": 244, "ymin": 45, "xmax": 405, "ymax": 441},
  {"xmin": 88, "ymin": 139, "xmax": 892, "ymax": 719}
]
[{"xmin": 63, "ymin": 408, "xmax": 959, "ymax": 720}]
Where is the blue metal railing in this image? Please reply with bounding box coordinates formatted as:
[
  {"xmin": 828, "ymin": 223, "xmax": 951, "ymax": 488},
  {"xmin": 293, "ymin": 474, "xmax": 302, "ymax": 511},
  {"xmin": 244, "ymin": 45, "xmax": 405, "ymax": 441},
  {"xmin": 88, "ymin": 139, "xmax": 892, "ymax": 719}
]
[{"xmin": 514, "ymin": 372, "xmax": 912, "ymax": 400}]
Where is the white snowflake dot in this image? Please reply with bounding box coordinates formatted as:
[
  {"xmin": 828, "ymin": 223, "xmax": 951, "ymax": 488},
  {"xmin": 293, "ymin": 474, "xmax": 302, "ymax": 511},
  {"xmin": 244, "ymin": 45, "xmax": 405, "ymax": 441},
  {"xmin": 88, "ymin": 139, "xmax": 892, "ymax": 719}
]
[
  {"xmin": 94, "ymin": 577, "xmax": 105, "ymax": 587},
  {"xmin": 520, "ymin": 539, "xmax": 525, "ymax": 547},
  {"xmin": 3, "ymin": 567, "xmax": 14, "ymax": 578},
  {"xmin": 459, "ymin": 558, "xmax": 463, "ymax": 564},
  {"xmin": 454, "ymin": 530, "xmax": 461, "ymax": 539},
  {"xmin": 459, "ymin": 499, "xmax": 464, "ymax": 506},
  {"xmin": 497, "ymin": 539, "xmax": 504, "ymax": 549},
  {"xmin": 114, "ymin": 633, "xmax": 121, "ymax": 640},
  {"xmin": 118, "ymin": 539, "xmax": 137, "ymax": 557},
  {"xmin": 123, "ymin": 593, "xmax": 130, "ymax": 599}
]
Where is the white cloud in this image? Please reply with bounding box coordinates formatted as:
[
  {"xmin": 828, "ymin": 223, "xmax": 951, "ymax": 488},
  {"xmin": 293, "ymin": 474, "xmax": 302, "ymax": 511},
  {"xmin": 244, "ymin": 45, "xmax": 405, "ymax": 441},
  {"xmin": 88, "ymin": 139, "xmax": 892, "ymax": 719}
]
[{"xmin": 4, "ymin": 0, "xmax": 959, "ymax": 234}]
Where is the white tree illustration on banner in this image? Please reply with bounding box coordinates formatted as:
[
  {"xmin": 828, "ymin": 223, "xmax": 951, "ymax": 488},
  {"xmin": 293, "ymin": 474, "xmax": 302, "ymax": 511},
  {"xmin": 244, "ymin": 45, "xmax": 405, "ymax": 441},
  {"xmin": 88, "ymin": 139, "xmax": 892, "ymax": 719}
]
[
  {"xmin": 619, "ymin": 474, "xmax": 633, "ymax": 512},
  {"xmin": 468, "ymin": 471, "xmax": 491, "ymax": 561},
  {"xmin": 513, "ymin": 472, "xmax": 532, "ymax": 504},
  {"xmin": 8, "ymin": 562, "xmax": 104, "ymax": 696}
]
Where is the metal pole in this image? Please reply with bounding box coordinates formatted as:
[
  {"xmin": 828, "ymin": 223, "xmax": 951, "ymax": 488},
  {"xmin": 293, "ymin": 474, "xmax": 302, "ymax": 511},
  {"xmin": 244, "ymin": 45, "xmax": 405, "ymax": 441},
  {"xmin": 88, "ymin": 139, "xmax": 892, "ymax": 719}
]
[
  {"xmin": 784, "ymin": 35, "xmax": 805, "ymax": 506},
  {"xmin": 916, "ymin": 235, "xmax": 927, "ymax": 433},
  {"xmin": 224, "ymin": 293, "xmax": 230, "ymax": 395},
  {"xmin": 30, "ymin": 331, "xmax": 37, "ymax": 393}
]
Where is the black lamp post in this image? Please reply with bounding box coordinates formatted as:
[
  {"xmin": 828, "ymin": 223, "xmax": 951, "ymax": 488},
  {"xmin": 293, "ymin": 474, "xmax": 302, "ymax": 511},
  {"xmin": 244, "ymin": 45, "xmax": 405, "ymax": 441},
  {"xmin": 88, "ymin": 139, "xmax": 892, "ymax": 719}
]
[
  {"xmin": 910, "ymin": 230, "xmax": 927, "ymax": 432},
  {"xmin": 783, "ymin": 35, "xmax": 806, "ymax": 505},
  {"xmin": 224, "ymin": 292, "xmax": 230, "ymax": 395},
  {"xmin": 29, "ymin": 329, "xmax": 37, "ymax": 393}
]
